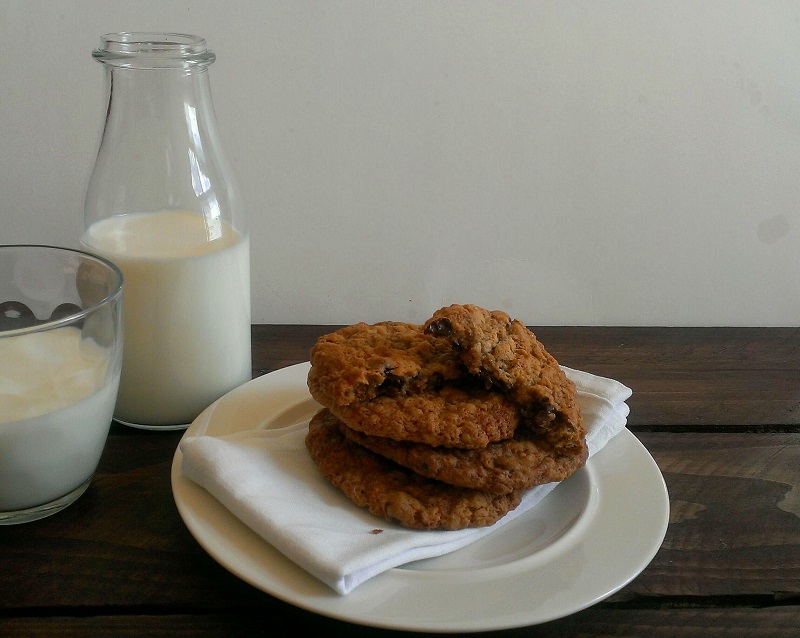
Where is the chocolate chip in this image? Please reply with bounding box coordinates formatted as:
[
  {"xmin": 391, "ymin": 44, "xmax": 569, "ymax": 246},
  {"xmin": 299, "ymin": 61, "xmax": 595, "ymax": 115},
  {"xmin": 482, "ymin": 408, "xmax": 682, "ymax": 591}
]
[
  {"xmin": 425, "ymin": 318, "xmax": 453, "ymax": 337},
  {"xmin": 378, "ymin": 375, "xmax": 404, "ymax": 393}
]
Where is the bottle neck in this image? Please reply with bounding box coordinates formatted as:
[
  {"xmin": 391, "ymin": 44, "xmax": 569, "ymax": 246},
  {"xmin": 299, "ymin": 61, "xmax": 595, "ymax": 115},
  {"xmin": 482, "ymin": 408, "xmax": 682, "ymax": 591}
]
[
  {"xmin": 85, "ymin": 33, "xmax": 244, "ymax": 235},
  {"xmin": 95, "ymin": 32, "xmax": 220, "ymax": 142},
  {"xmin": 105, "ymin": 65, "xmax": 216, "ymax": 121}
]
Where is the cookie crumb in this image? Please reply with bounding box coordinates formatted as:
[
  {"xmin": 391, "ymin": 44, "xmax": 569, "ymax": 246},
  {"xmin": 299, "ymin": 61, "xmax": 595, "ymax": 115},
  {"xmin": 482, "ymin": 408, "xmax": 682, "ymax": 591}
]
[{"xmin": 370, "ymin": 529, "xmax": 384, "ymax": 534}]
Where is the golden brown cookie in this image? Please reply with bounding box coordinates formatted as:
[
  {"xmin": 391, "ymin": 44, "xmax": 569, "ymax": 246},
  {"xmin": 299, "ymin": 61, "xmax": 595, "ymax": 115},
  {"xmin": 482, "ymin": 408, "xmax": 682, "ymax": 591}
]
[
  {"xmin": 307, "ymin": 321, "xmax": 463, "ymax": 407},
  {"xmin": 341, "ymin": 414, "xmax": 588, "ymax": 495},
  {"xmin": 307, "ymin": 304, "xmax": 584, "ymax": 451},
  {"xmin": 326, "ymin": 385, "xmax": 520, "ymax": 449},
  {"xmin": 305, "ymin": 409, "xmax": 523, "ymax": 530}
]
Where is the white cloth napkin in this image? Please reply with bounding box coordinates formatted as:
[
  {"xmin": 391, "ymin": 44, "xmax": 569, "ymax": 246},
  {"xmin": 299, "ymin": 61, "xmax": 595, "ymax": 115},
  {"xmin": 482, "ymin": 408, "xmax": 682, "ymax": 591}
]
[{"xmin": 180, "ymin": 367, "xmax": 631, "ymax": 595}]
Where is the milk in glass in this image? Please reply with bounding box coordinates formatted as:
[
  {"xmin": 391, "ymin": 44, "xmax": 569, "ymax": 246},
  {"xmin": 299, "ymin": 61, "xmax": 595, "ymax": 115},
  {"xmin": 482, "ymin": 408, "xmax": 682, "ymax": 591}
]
[{"xmin": 0, "ymin": 328, "xmax": 119, "ymax": 511}]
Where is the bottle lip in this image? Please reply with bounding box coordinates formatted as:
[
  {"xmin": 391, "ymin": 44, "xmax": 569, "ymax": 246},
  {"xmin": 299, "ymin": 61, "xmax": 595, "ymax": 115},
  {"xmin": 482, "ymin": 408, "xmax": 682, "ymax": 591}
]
[{"xmin": 93, "ymin": 32, "xmax": 216, "ymax": 69}]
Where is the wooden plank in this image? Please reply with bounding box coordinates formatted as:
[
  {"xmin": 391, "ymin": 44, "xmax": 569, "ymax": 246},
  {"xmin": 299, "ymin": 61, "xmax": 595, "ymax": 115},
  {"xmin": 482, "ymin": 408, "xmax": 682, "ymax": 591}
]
[
  {"xmin": 499, "ymin": 326, "xmax": 800, "ymax": 428},
  {"xmin": 1, "ymin": 606, "xmax": 799, "ymax": 638},
  {"xmin": 614, "ymin": 432, "xmax": 800, "ymax": 600}
]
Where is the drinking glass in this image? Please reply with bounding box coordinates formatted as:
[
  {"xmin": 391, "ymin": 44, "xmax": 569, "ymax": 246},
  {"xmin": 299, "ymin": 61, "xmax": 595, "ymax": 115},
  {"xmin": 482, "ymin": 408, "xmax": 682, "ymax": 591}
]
[{"xmin": 0, "ymin": 245, "xmax": 123, "ymax": 524}]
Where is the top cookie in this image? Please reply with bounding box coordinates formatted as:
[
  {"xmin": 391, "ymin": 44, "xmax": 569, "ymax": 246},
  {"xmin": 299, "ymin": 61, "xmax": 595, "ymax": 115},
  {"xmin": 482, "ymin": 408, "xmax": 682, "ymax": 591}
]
[{"xmin": 307, "ymin": 304, "xmax": 583, "ymax": 450}]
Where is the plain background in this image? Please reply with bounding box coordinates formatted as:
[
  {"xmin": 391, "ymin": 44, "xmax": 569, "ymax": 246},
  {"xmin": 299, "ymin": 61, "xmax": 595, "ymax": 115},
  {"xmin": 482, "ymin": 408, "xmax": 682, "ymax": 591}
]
[{"xmin": 2, "ymin": 1, "xmax": 799, "ymax": 326}]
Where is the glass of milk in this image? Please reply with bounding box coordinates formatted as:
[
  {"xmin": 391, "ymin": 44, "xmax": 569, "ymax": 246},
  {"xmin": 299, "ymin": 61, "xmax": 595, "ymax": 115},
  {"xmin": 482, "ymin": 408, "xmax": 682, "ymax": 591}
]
[
  {"xmin": 0, "ymin": 245, "xmax": 123, "ymax": 524},
  {"xmin": 82, "ymin": 33, "xmax": 251, "ymax": 430}
]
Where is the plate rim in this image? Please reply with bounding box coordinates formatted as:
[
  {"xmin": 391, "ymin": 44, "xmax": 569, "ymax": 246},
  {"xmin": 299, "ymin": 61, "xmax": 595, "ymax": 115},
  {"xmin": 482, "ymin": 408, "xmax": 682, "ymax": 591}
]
[{"xmin": 171, "ymin": 362, "xmax": 669, "ymax": 632}]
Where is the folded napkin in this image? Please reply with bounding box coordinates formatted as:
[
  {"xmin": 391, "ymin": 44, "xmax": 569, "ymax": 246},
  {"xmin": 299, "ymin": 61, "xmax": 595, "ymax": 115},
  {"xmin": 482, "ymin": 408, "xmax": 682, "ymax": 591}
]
[{"xmin": 180, "ymin": 367, "xmax": 631, "ymax": 595}]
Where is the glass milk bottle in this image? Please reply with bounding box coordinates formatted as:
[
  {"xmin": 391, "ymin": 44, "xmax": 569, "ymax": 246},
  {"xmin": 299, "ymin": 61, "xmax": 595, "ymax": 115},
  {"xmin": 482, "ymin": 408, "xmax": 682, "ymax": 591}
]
[{"xmin": 82, "ymin": 33, "xmax": 251, "ymax": 430}]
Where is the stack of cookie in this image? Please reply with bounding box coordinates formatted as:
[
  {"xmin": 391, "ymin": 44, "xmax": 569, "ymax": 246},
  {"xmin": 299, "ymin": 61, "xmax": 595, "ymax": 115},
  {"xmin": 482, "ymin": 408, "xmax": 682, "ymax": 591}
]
[{"xmin": 305, "ymin": 304, "xmax": 586, "ymax": 531}]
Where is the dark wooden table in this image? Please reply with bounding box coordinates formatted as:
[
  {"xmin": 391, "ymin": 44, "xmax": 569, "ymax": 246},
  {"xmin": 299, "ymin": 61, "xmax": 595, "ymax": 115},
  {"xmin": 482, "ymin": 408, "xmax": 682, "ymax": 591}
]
[{"xmin": 2, "ymin": 325, "xmax": 799, "ymax": 636}]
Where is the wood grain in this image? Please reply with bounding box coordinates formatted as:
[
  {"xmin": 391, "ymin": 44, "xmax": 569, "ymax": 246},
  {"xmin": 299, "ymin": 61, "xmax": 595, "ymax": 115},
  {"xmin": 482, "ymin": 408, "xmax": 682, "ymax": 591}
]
[
  {"xmin": 623, "ymin": 432, "xmax": 800, "ymax": 600},
  {"xmin": 2, "ymin": 607, "xmax": 800, "ymax": 637}
]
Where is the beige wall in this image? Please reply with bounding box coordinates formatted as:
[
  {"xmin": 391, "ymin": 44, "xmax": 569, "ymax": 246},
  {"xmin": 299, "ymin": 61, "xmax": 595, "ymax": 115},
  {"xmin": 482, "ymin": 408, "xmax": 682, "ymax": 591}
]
[{"xmin": 2, "ymin": 1, "xmax": 799, "ymax": 325}]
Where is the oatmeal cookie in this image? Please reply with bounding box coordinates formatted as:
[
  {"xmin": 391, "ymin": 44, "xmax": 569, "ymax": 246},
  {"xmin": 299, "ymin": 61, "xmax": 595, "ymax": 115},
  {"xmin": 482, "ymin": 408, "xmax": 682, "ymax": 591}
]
[
  {"xmin": 307, "ymin": 305, "xmax": 584, "ymax": 451},
  {"xmin": 326, "ymin": 384, "xmax": 520, "ymax": 449},
  {"xmin": 342, "ymin": 414, "xmax": 588, "ymax": 495},
  {"xmin": 305, "ymin": 409, "xmax": 523, "ymax": 530},
  {"xmin": 307, "ymin": 321, "xmax": 463, "ymax": 408}
]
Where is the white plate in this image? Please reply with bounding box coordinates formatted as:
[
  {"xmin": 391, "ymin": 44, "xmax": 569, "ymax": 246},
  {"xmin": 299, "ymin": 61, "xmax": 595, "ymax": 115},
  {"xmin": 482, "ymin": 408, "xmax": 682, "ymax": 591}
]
[{"xmin": 171, "ymin": 362, "xmax": 669, "ymax": 633}]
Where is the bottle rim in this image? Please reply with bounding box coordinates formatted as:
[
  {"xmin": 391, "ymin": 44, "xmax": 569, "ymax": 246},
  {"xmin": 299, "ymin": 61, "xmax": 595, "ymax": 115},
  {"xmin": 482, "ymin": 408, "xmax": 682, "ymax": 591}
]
[{"xmin": 93, "ymin": 32, "xmax": 216, "ymax": 69}]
